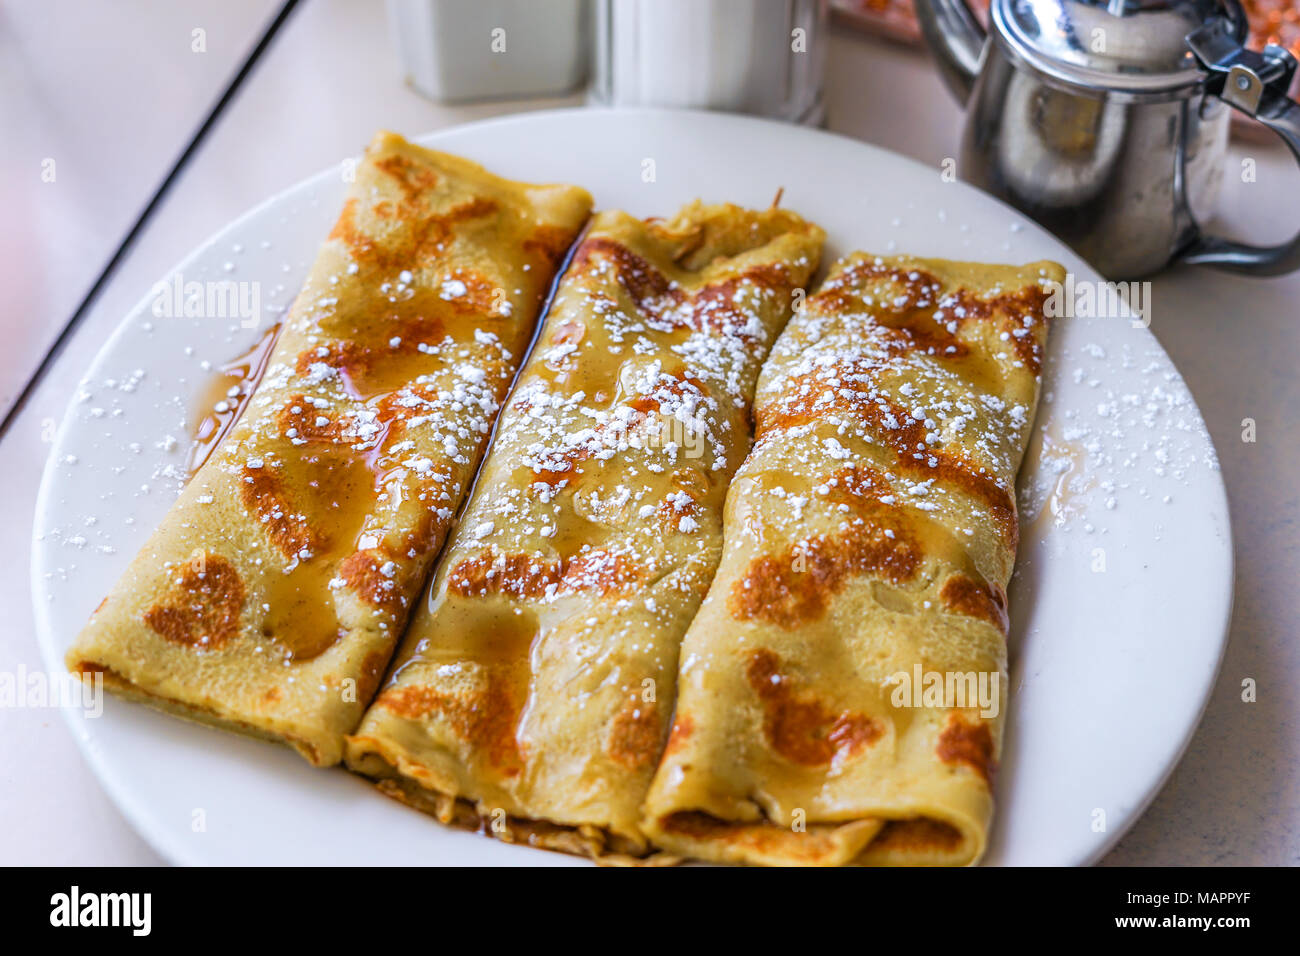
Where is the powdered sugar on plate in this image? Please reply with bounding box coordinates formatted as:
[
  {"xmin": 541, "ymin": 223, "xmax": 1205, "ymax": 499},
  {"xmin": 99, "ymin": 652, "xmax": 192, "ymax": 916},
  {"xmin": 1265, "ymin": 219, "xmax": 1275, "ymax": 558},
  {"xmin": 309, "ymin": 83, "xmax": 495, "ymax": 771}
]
[{"xmin": 1019, "ymin": 334, "xmax": 1218, "ymax": 541}]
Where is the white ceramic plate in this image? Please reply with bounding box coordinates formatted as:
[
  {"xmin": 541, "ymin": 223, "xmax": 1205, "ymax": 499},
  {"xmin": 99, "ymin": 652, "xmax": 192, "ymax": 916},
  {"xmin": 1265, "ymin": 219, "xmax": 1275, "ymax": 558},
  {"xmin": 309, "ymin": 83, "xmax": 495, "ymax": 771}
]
[{"xmin": 32, "ymin": 109, "xmax": 1232, "ymax": 866}]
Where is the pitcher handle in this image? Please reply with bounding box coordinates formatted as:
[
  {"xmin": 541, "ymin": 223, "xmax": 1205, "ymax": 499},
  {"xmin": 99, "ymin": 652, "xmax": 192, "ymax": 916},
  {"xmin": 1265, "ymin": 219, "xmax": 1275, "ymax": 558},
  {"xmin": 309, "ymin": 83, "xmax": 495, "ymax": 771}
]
[{"xmin": 1181, "ymin": 18, "xmax": 1300, "ymax": 276}]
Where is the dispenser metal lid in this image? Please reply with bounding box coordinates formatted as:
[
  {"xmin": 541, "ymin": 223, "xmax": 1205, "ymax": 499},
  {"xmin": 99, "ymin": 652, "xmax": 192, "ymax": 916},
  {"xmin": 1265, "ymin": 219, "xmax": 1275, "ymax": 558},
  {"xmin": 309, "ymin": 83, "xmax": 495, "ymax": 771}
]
[{"xmin": 992, "ymin": 0, "xmax": 1249, "ymax": 97}]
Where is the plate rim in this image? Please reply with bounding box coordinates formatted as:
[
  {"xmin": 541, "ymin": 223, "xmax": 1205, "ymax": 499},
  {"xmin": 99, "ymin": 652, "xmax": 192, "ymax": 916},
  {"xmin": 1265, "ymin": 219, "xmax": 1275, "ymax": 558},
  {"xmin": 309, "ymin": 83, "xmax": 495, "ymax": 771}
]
[{"xmin": 31, "ymin": 106, "xmax": 1235, "ymax": 866}]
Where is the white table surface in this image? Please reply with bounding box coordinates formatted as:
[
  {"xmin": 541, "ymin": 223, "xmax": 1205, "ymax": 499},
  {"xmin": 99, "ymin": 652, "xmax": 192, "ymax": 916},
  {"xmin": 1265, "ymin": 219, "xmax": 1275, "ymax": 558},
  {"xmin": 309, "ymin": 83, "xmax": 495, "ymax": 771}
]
[{"xmin": 2, "ymin": 0, "xmax": 1296, "ymax": 866}]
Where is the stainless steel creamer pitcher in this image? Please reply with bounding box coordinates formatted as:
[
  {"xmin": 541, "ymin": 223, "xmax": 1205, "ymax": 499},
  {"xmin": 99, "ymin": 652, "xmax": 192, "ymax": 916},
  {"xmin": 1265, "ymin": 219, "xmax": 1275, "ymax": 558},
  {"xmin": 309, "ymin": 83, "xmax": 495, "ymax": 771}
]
[{"xmin": 915, "ymin": 0, "xmax": 1300, "ymax": 277}]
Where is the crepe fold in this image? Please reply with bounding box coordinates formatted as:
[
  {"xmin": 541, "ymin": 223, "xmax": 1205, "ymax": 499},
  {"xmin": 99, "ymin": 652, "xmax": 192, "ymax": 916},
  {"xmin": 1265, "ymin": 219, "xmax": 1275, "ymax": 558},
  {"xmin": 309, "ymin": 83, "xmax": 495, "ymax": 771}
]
[
  {"xmin": 641, "ymin": 253, "xmax": 1064, "ymax": 865},
  {"xmin": 66, "ymin": 131, "xmax": 592, "ymax": 765},
  {"xmin": 346, "ymin": 202, "xmax": 825, "ymax": 858}
]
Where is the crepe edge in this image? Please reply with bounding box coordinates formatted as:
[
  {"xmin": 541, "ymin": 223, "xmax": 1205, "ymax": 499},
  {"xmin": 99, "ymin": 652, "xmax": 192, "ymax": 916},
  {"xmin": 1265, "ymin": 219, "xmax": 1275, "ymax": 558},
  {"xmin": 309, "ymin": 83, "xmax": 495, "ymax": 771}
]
[
  {"xmin": 367, "ymin": 129, "xmax": 596, "ymax": 213},
  {"xmin": 640, "ymin": 804, "xmax": 988, "ymax": 867},
  {"xmin": 68, "ymin": 660, "xmax": 337, "ymax": 766},
  {"xmin": 344, "ymin": 733, "xmax": 678, "ymax": 866}
]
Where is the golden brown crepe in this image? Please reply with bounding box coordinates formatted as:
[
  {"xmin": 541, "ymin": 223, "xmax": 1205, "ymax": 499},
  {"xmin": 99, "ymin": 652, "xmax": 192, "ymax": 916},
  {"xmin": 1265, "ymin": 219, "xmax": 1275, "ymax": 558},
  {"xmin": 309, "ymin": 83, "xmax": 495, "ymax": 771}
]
[
  {"xmin": 642, "ymin": 253, "xmax": 1063, "ymax": 865},
  {"xmin": 346, "ymin": 201, "xmax": 825, "ymax": 858},
  {"xmin": 66, "ymin": 131, "xmax": 592, "ymax": 766}
]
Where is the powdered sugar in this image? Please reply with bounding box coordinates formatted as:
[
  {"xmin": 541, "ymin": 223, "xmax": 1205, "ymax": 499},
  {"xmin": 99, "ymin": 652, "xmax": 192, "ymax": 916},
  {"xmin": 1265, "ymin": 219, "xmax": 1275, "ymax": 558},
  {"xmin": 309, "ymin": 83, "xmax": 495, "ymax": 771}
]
[{"xmin": 1019, "ymin": 338, "xmax": 1218, "ymax": 537}]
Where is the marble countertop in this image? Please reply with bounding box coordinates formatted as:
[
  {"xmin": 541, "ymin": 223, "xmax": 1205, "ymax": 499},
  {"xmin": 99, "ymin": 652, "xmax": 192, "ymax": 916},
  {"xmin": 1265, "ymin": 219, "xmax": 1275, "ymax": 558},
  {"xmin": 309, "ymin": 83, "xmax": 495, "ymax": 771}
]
[{"xmin": 1, "ymin": 0, "xmax": 1295, "ymax": 865}]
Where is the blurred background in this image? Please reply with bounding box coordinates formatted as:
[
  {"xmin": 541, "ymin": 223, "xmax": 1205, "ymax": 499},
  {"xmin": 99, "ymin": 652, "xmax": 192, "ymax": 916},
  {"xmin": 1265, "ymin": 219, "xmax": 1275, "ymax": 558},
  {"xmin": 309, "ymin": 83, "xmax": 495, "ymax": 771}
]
[{"xmin": 2, "ymin": 0, "xmax": 1297, "ymax": 865}]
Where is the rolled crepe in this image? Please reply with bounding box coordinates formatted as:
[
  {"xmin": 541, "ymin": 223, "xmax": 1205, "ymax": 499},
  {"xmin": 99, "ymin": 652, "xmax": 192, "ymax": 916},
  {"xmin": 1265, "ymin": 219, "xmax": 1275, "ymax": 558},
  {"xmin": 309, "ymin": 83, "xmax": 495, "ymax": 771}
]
[
  {"xmin": 346, "ymin": 202, "xmax": 825, "ymax": 857},
  {"xmin": 642, "ymin": 253, "xmax": 1063, "ymax": 865},
  {"xmin": 66, "ymin": 132, "xmax": 592, "ymax": 765}
]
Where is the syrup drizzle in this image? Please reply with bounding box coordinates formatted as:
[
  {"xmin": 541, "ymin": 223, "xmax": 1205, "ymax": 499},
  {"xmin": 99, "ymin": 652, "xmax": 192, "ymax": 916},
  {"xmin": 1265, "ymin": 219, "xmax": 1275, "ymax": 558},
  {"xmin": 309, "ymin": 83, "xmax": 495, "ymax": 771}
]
[{"xmin": 185, "ymin": 324, "xmax": 282, "ymax": 474}]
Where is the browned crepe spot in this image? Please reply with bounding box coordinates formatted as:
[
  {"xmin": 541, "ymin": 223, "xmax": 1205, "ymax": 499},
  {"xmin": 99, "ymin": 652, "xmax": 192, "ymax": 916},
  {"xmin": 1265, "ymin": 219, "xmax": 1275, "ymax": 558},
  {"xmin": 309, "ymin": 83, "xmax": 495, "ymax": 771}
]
[
  {"xmin": 757, "ymin": 374, "xmax": 1018, "ymax": 547},
  {"xmin": 728, "ymin": 519, "xmax": 923, "ymax": 628},
  {"xmin": 561, "ymin": 549, "xmax": 640, "ymax": 594},
  {"xmin": 809, "ymin": 259, "xmax": 1048, "ymax": 375},
  {"xmin": 628, "ymin": 374, "xmax": 710, "ymax": 413},
  {"xmin": 936, "ymin": 713, "xmax": 997, "ymax": 784},
  {"xmin": 440, "ymin": 269, "xmax": 502, "ymax": 315},
  {"xmin": 356, "ymin": 649, "xmax": 390, "ymax": 705},
  {"xmin": 328, "ymin": 195, "xmax": 499, "ymax": 274},
  {"xmin": 870, "ymin": 818, "xmax": 964, "ymax": 853},
  {"xmin": 948, "ymin": 286, "xmax": 1050, "ymax": 376},
  {"xmin": 663, "ymin": 713, "xmax": 694, "ymax": 756},
  {"xmin": 275, "ymin": 395, "xmax": 342, "ymax": 443},
  {"xmin": 746, "ymin": 649, "xmax": 882, "ymax": 766},
  {"xmin": 373, "ymin": 152, "xmax": 438, "ymax": 202},
  {"xmin": 375, "ymin": 678, "xmax": 524, "ymax": 776},
  {"xmin": 399, "ymin": 510, "xmax": 444, "ymax": 558},
  {"xmin": 143, "ymin": 554, "xmax": 246, "ymax": 651},
  {"xmin": 238, "ymin": 464, "xmax": 321, "ymax": 559},
  {"xmin": 337, "ymin": 549, "xmax": 405, "ymax": 613},
  {"xmin": 939, "ymin": 573, "xmax": 1009, "ymax": 633},
  {"xmin": 607, "ymin": 695, "xmax": 662, "ymax": 769},
  {"xmin": 655, "ymin": 495, "xmax": 702, "ymax": 534},
  {"xmin": 294, "ymin": 284, "xmax": 507, "ymax": 400},
  {"xmin": 449, "ymin": 551, "xmax": 561, "ymax": 599},
  {"xmin": 527, "ymin": 468, "xmax": 572, "ymax": 489},
  {"xmin": 447, "ymin": 547, "xmax": 641, "ymax": 600},
  {"xmin": 547, "ymin": 318, "xmax": 585, "ymax": 354},
  {"xmin": 372, "ymin": 382, "xmax": 442, "ymax": 426},
  {"xmin": 570, "ymin": 236, "xmax": 794, "ymax": 338},
  {"xmin": 670, "ymin": 467, "xmax": 711, "ymax": 498},
  {"xmin": 523, "ymin": 222, "xmax": 580, "ymax": 266}
]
